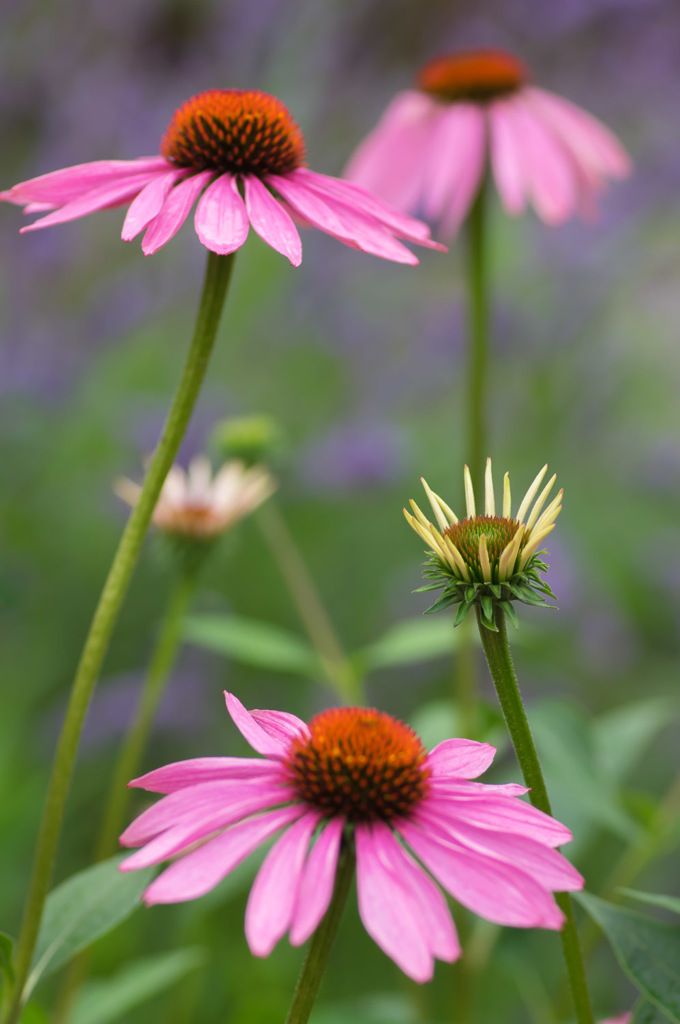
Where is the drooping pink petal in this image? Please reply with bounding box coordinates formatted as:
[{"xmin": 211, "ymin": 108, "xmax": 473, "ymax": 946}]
[
  {"xmin": 224, "ymin": 691, "xmax": 293, "ymax": 758},
  {"xmin": 427, "ymin": 738, "xmax": 496, "ymax": 779},
  {"xmin": 142, "ymin": 804, "xmax": 305, "ymax": 904},
  {"xmin": 355, "ymin": 824, "xmax": 435, "ymax": 982},
  {"xmin": 19, "ymin": 173, "xmax": 162, "ymax": 233},
  {"xmin": 269, "ymin": 174, "xmax": 418, "ymax": 264},
  {"xmin": 400, "ymin": 821, "xmax": 565, "ymax": 929},
  {"xmin": 129, "ymin": 756, "xmax": 284, "ymax": 794},
  {"xmin": 122, "ymin": 167, "xmax": 188, "ymax": 240},
  {"xmin": 422, "ymin": 103, "xmax": 486, "ymax": 230},
  {"xmin": 119, "ymin": 779, "xmax": 290, "ymax": 850},
  {"xmin": 249, "ymin": 708, "xmax": 310, "ymax": 746},
  {"xmin": 245, "ymin": 810, "xmax": 322, "ymax": 956},
  {"xmin": 426, "ymin": 789, "xmax": 571, "ymax": 847},
  {"xmin": 375, "ymin": 822, "xmax": 460, "ymax": 963},
  {"xmin": 1, "ymin": 157, "xmax": 169, "ymax": 207},
  {"xmin": 489, "ymin": 99, "xmax": 528, "ymax": 216},
  {"xmin": 289, "ymin": 816, "xmax": 345, "ymax": 946},
  {"xmin": 345, "ymin": 90, "xmax": 440, "ymax": 212},
  {"xmin": 194, "ymin": 173, "xmax": 249, "ymax": 255},
  {"xmin": 430, "ymin": 779, "xmax": 528, "ymax": 799},
  {"xmin": 243, "ymin": 176, "xmax": 302, "ymax": 266},
  {"xmin": 142, "ymin": 170, "xmax": 214, "ymax": 255},
  {"xmin": 416, "ymin": 806, "xmax": 583, "ymax": 892}
]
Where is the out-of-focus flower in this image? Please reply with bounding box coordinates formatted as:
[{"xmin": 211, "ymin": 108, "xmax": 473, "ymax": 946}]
[
  {"xmin": 404, "ymin": 458, "xmax": 561, "ymax": 629},
  {"xmin": 1, "ymin": 89, "xmax": 445, "ymax": 265},
  {"xmin": 115, "ymin": 455, "xmax": 274, "ymax": 541},
  {"xmin": 347, "ymin": 49, "xmax": 630, "ymax": 235},
  {"xmin": 120, "ymin": 692, "xmax": 582, "ymax": 982},
  {"xmin": 211, "ymin": 414, "xmax": 284, "ymax": 468},
  {"xmin": 600, "ymin": 1015, "xmax": 631, "ymax": 1024}
]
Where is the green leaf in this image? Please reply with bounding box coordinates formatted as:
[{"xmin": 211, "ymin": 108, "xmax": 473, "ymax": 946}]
[
  {"xmin": 0, "ymin": 932, "xmax": 14, "ymax": 989},
  {"xmin": 576, "ymin": 892, "xmax": 680, "ymax": 1022},
  {"xmin": 594, "ymin": 698, "xmax": 677, "ymax": 782},
  {"xmin": 183, "ymin": 614, "xmax": 320, "ymax": 677},
  {"xmin": 71, "ymin": 948, "xmax": 204, "ymax": 1024},
  {"xmin": 622, "ymin": 890, "xmax": 680, "ymax": 917},
  {"xmin": 358, "ymin": 617, "xmax": 463, "ymax": 671},
  {"xmin": 632, "ymin": 1000, "xmax": 673, "ymax": 1023},
  {"xmin": 26, "ymin": 857, "xmax": 155, "ymax": 999}
]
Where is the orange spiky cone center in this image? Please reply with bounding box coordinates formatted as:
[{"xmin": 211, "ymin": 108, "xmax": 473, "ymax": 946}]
[{"xmin": 444, "ymin": 515, "xmax": 525, "ymax": 576}]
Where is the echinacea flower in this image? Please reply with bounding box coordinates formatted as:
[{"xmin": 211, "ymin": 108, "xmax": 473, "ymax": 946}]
[
  {"xmin": 1, "ymin": 89, "xmax": 445, "ymax": 266},
  {"xmin": 346, "ymin": 49, "xmax": 630, "ymax": 235},
  {"xmin": 404, "ymin": 458, "xmax": 561, "ymax": 629},
  {"xmin": 115, "ymin": 455, "xmax": 274, "ymax": 541},
  {"xmin": 601, "ymin": 1015, "xmax": 631, "ymax": 1024},
  {"xmin": 120, "ymin": 691, "xmax": 583, "ymax": 982}
]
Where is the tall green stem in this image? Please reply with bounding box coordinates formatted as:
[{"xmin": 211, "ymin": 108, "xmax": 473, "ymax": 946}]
[
  {"xmin": 257, "ymin": 501, "xmax": 363, "ymax": 705},
  {"xmin": 476, "ymin": 607, "xmax": 594, "ymax": 1024},
  {"xmin": 3, "ymin": 251, "xmax": 235, "ymax": 1024},
  {"xmin": 284, "ymin": 842, "xmax": 355, "ymax": 1024},
  {"xmin": 465, "ymin": 180, "xmax": 489, "ymax": 498}
]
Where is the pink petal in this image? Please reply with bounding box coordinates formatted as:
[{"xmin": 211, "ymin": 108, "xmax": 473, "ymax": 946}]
[
  {"xmin": 400, "ymin": 822, "xmax": 565, "ymax": 929},
  {"xmin": 142, "ymin": 170, "xmax": 214, "ymax": 255},
  {"xmin": 141, "ymin": 804, "xmax": 305, "ymax": 904},
  {"xmin": 345, "ymin": 90, "xmax": 440, "ymax": 212},
  {"xmin": 424, "ymin": 791, "xmax": 571, "ymax": 847},
  {"xmin": 19, "ymin": 173, "xmax": 162, "ymax": 233},
  {"xmin": 194, "ymin": 173, "xmax": 249, "ymax": 255},
  {"xmin": 224, "ymin": 691, "xmax": 292, "ymax": 758},
  {"xmin": 249, "ymin": 708, "xmax": 310, "ymax": 746},
  {"xmin": 489, "ymin": 99, "xmax": 528, "ymax": 215},
  {"xmin": 289, "ymin": 816, "xmax": 345, "ymax": 946},
  {"xmin": 427, "ymin": 738, "xmax": 496, "ymax": 779},
  {"xmin": 129, "ymin": 756, "xmax": 284, "ymax": 794},
  {"xmin": 431, "ymin": 779, "xmax": 528, "ymax": 799},
  {"xmin": 376, "ymin": 822, "xmax": 460, "ymax": 963},
  {"xmin": 355, "ymin": 824, "xmax": 435, "ymax": 982},
  {"xmin": 1, "ymin": 156, "xmax": 168, "ymax": 206},
  {"xmin": 245, "ymin": 810, "xmax": 322, "ymax": 956},
  {"xmin": 269, "ymin": 173, "xmax": 419, "ymax": 264},
  {"xmin": 122, "ymin": 167, "xmax": 187, "ymax": 240},
  {"xmin": 422, "ymin": 104, "xmax": 486, "ymax": 229},
  {"xmin": 243, "ymin": 176, "xmax": 302, "ymax": 266}
]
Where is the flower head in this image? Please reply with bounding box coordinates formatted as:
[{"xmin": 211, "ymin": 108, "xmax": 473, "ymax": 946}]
[
  {"xmin": 1, "ymin": 88, "xmax": 444, "ymax": 266},
  {"xmin": 116, "ymin": 455, "xmax": 274, "ymax": 541},
  {"xmin": 120, "ymin": 691, "xmax": 583, "ymax": 982},
  {"xmin": 346, "ymin": 48, "xmax": 631, "ymax": 235},
  {"xmin": 404, "ymin": 459, "xmax": 561, "ymax": 629}
]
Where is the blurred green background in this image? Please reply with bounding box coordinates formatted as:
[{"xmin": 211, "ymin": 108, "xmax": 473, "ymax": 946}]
[{"xmin": 1, "ymin": 1, "xmax": 679, "ymax": 1022}]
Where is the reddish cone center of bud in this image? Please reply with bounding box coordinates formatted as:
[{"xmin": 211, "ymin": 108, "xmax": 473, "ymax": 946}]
[
  {"xmin": 155, "ymin": 501, "xmax": 222, "ymax": 538},
  {"xmin": 286, "ymin": 708, "xmax": 430, "ymax": 822},
  {"xmin": 417, "ymin": 50, "xmax": 528, "ymax": 102},
  {"xmin": 161, "ymin": 89, "xmax": 306, "ymax": 176},
  {"xmin": 444, "ymin": 515, "xmax": 525, "ymax": 576}
]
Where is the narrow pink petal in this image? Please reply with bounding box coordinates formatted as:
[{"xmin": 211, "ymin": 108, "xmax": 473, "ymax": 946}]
[
  {"xmin": 489, "ymin": 99, "xmax": 528, "ymax": 215},
  {"xmin": 416, "ymin": 806, "xmax": 583, "ymax": 892},
  {"xmin": 130, "ymin": 756, "xmax": 284, "ymax": 794},
  {"xmin": 122, "ymin": 167, "xmax": 187, "ymax": 240},
  {"xmin": 292, "ymin": 169, "xmax": 445, "ymax": 249},
  {"xmin": 430, "ymin": 779, "xmax": 528, "ymax": 798},
  {"xmin": 1, "ymin": 156, "xmax": 168, "ymax": 206},
  {"xmin": 19, "ymin": 173, "xmax": 160, "ymax": 233},
  {"xmin": 142, "ymin": 170, "xmax": 213, "ymax": 255},
  {"xmin": 269, "ymin": 174, "xmax": 418, "ymax": 264},
  {"xmin": 193, "ymin": 173, "xmax": 249, "ymax": 255},
  {"xmin": 120, "ymin": 779, "xmax": 291, "ymax": 849},
  {"xmin": 245, "ymin": 811, "xmax": 322, "ymax": 956},
  {"xmin": 424, "ymin": 791, "xmax": 571, "ymax": 847},
  {"xmin": 438, "ymin": 108, "xmax": 487, "ymax": 236},
  {"xmin": 422, "ymin": 104, "xmax": 486, "ymax": 226},
  {"xmin": 355, "ymin": 825, "xmax": 434, "ymax": 982},
  {"xmin": 376, "ymin": 822, "xmax": 460, "ymax": 963},
  {"xmin": 427, "ymin": 738, "xmax": 496, "ymax": 779},
  {"xmin": 289, "ymin": 816, "xmax": 344, "ymax": 946},
  {"xmin": 249, "ymin": 708, "xmax": 310, "ymax": 746},
  {"xmin": 243, "ymin": 176, "xmax": 302, "ymax": 266},
  {"xmin": 141, "ymin": 804, "xmax": 305, "ymax": 904},
  {"xmin": 345, "ymin": 90, "xmax": 440, "ymax": 212},
  {"xmin": 224, "ymin": 692, "xmax": 291, "ymax": 758},
  {"xmin": 401, "ymin": 822, "xmax": 565, "ymax": 929},
  {"xmin": 22, "ymin": 202, "xmax": 57, "ymax": 214}
]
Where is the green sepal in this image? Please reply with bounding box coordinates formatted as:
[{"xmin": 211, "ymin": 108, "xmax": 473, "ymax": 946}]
[
  {"xmin": 424, "ymin": 590, "xmax": 460, "ymax": 615},
  {"xmin": 465, "ymin": 585, "xmax": 477, "ymax": 603},
  {"xmin": 479, "ymin": 593, "xmax": 495, "ymax": 623},
  {"xmin": 489, "ymin": 583, "xmax": 502, "ymax": 599},
  {"xmin": 453, "ymin": 601, "xmax": 474, "ymax": 627},
  {"xmin": 498, "ymin": 601, "xmax": 519, "ymax": 629},
  {"xmin": 413, "ymin": 582, "xmax": 447, "ymax": 593}
]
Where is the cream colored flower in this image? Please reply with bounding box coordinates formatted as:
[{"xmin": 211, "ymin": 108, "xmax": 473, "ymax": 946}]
[
  {"xmin": 404, "ymin": 459, "xmax": 561, "ymax": 628},
  {"xmin": 116, "ymin": 456, "xmax": 275, "ymax": 541}
]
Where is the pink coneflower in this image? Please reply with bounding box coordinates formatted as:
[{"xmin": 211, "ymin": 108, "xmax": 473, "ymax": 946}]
[
  {"xmin": 1, "ymin": 89, "xmax": 444, "ymax": 266},
  {"xmin": 120, "ymin": 692, "xmax": 583, "ymax": 982},
  {"xmin": 346, "ymin": 49, "xmax": 630, "ymax": 234}
]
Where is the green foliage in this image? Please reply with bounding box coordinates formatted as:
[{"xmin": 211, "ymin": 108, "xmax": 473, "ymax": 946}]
[
  {"xmin": 183, "ymin": 614, "xmax": 320, "ymax": 677},
  {"xmin": 0, "ymin": 932, "xmax": 14, "ymax": 990},
  {"xmin": 355, "ymin": 616, "xmax": 464, "ymax": 672},
  {"xmin": 622, "ymin": 890, "xmax": 680, "ymax": 917}
]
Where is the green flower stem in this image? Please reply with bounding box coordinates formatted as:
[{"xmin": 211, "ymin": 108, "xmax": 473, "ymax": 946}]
[
  {"xmin": 465, "ymin": 179, "xmax": 489, "ymax": 499},
  {"xmin": 257, "ymin": 501, "xmax": 363, "ymax": 705},
  {"xmin": 476, "ymin": 607, "xmax": 595, "ymax": 1024},
  {"xmin": 3, "ymin": 251, "xmax": 235, "ymax": 1024},
  {"xmin": 284, "ymin": 841, "xmax": 355, "ymax": 1024}
]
